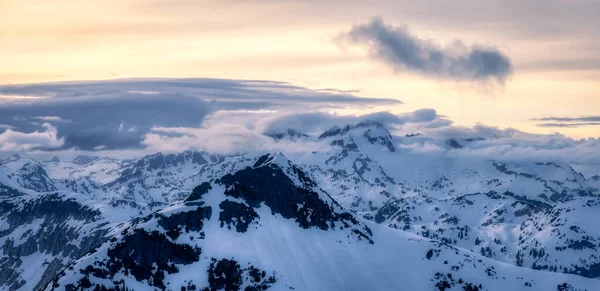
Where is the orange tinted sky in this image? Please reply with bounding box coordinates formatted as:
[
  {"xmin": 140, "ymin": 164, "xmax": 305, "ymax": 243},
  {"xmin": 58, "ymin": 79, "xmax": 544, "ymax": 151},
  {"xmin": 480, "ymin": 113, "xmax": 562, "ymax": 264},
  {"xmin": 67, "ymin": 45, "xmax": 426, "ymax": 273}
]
[{"xmin": 1, "ymin": 0, "xmax": 599, "ymax": 138}]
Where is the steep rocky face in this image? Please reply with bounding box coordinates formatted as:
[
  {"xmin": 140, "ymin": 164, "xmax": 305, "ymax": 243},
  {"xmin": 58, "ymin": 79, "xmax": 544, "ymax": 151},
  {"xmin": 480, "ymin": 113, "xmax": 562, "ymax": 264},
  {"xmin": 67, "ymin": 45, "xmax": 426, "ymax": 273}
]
[
  {"xmin": 0, "ymin": 191, "xmax": 114, "ymax": 291},
  {"xmin": 10, "ymin": 162, "xmax": 56, "ymax": 193}
]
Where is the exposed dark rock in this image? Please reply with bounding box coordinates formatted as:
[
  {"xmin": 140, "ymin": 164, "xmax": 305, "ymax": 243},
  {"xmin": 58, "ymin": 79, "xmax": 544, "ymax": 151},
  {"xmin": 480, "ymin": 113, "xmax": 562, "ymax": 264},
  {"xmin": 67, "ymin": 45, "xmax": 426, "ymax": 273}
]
[
  {"xmin": 363, "ymin": 128, "xmax": 395, "ymax": 152},
  {"xmin": 446, "ymin": 139, "xmax": 463, "ymax": 149},
  {"xmin": 203, "ymin": 258, "xmax": 277, "ymax": 291},
  {"xmin": 186, "ymin": 182, "xmax": 213, "ymax": 202},
  {"xmin": 157, "ymin": 206, "xmax": 212, "ymax": 240},
  {"xmin": 219, "ymin": 162, "xmax": 355, "ymax": 231},
  {"xmin": 219, "ymin": 200, "xmax": 259, "ymax": 233},
  {"xmin": 0, "ymin": 183, "xmax": 23, "ymax": 198},
  {"xmin": 72, "ymin": 229, "xmax": 202, "ymax": 289},
  {"xmin": 319, "ymin": 125, "xmax": 351, "ymax": 139}
]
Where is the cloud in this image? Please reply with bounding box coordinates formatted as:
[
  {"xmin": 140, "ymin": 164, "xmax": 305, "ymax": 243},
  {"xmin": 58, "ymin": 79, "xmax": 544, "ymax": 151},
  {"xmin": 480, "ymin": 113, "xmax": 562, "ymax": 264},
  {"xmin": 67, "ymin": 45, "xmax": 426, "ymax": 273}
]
[
  {"xmin": 531, "ymin": 116, "xmax": 600, "ymax": 128},
  {"xmin": 397, "ymin": 123, "xmax": 600, "ymax": 167},
  {"xmin": 536, "ymin": 123, "xmax": 600, "ymax": 128},
  {"xmin": 0, "ymin": 92, "xmax": 211, "ymax": 151},
  {"xmin": 34, "ymin": 116, "xmax": 73, "ymax": 123},
  {"xmin": 139, "ymin": 108, "xmax": 451, "ymax": 156},
  {"xmin": 250, "ymin": 108, "xmax": 451, "ymax": 136},
  {"xmin": 532, "ymin": 116, "xmax": 600, "ymax": 122},
  {"xmin": 2, "ymin": 78, "xmax": 598, "ymax": 172},
  {"xmin": 0, "ymin": 123, "xmax": 64, "ymax": 151},
  {"xmin": 142, "ymin": 125, "xmax": 330, "ymax": 156},
  {"xmin": 337, "ymin": 17, "xmax": 513, "ymax": 83},
  {"xmin": 0, "ymin": 78, "xmax": 400, "ymax": 151},
  {"xmin": 141, "ymin": 108, "xmax": 600, "ymax": 171}
]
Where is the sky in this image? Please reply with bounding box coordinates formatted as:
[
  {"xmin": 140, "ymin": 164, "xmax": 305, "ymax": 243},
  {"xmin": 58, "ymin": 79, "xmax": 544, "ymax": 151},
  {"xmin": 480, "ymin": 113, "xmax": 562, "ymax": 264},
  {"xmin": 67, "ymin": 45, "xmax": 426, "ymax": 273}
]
[{"xmin": 0, "ymin": 0, "xmax": 599, "ymax": 171}]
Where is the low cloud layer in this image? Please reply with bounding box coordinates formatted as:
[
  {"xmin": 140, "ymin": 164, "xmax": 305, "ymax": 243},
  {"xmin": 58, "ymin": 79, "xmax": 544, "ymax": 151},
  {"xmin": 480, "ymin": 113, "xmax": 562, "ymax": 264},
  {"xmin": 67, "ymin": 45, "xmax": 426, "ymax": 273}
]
[
  {"xmin": 0, "ymin": 78, "xmax": 399, "ymax": 151},
  {"xmin": 134, "ymin": 108, "xmax": 600, "ymax": 176},
  {"xmin": 338, "ymin": 17, "xmax": 513, "ymax": 83}
]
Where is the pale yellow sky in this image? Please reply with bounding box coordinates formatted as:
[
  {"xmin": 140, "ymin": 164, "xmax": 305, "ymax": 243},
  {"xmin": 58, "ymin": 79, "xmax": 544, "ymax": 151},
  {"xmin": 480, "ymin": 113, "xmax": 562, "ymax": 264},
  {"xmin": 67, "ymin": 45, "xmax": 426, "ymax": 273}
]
[{"xmin": 1, "ymin": 0, "xmax": 599, "ymax": 138}]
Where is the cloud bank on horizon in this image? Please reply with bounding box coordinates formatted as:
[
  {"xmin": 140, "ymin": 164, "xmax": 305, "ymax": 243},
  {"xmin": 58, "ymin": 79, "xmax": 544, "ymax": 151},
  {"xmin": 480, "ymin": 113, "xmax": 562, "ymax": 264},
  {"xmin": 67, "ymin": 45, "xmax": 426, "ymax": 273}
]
[
  {"xmin": 337, "ymin": 17, "xmax": 513, "ymax": 83},
  {"xmin": 0, "ymin": 78, "xmax": 598, "ymax": 175}
]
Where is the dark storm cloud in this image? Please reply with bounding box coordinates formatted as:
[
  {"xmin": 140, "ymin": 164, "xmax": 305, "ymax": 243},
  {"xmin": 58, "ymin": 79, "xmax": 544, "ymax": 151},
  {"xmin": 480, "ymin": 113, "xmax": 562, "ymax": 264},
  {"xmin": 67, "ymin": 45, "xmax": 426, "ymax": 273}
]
[
  {"xmin": 0, "ymin": 78, "xmax": 400, "ymax": 151},
  {"xmin": 338, "ymin": 17, "xmax": 513, "ymax": 83}
]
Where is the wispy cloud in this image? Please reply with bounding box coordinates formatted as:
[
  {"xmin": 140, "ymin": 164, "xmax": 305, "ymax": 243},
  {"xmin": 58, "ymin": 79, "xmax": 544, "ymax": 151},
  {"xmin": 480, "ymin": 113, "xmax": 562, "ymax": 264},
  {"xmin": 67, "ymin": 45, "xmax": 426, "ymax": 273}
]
[
  {"xmin": 532, "ymin": 116, "xmax": 600, "ymax": 128},
  {"xmin": 34, "ymin": 116, "xmax": 73, "ymax": 123},
  {"xmin": 536, "ymin": 123, "xmax": 600, "ymax": 128},
  {"xmin": 337, "ymin": 17, "xmax": 513, "ymax": 83}
]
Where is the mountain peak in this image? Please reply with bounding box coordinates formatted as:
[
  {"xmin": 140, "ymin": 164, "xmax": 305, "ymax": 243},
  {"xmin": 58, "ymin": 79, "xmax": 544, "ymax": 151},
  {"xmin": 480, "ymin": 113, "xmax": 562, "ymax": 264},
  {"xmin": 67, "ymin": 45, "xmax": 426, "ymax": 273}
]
[
  {"xmin": 6, "ymin": 153, "xmax": 21, "ymax": 162},
  {"xmin": 252, "ymin": 153, "xmax": 288, "ymax": 168},
  {"xmin": 322, "ymin": 122, "xmax": 396, "ymax": 152},
  {"xmin": 362, "ymin": 126, "xmax": 395, "ymax": 152},
  {"xmin": 50, "ymin": 156, "xmax": 60, "ymax": 163},
  {"xmin": 355, "ymin": 120, "xmax": 385, "ymax": 129}
]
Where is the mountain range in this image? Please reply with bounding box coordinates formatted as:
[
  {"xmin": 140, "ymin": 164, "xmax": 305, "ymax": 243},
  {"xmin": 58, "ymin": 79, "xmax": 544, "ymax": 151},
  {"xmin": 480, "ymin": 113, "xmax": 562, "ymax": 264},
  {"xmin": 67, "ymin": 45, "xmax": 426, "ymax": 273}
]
[{"xmin": 1, "ymin": 122, "xmax": 599, "ymax": 290}]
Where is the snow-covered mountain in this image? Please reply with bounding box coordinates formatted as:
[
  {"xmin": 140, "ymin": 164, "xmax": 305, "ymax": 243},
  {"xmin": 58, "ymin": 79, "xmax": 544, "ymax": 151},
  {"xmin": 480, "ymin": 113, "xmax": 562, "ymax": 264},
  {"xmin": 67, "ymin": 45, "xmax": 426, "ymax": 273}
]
[
  {"xmin": 287, "ymin": 122, "xmax": 600, "ymax": 279},
  {"xmin": 1, "ymin": 122, "xmax": 600, "ymax": 290},
  {"xmin": 43, "ymin": 154, "xmax": 598, "ymax": 290}
]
